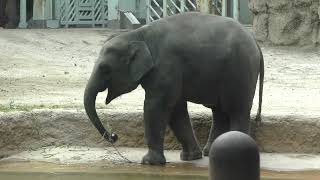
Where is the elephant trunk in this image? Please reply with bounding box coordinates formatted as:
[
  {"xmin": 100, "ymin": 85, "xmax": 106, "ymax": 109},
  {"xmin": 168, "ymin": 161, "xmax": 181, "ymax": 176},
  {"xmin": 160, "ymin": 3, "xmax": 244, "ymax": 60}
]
[{"xmin": 84, "ymin": 82, "xmax": 118, "ymax": 143}]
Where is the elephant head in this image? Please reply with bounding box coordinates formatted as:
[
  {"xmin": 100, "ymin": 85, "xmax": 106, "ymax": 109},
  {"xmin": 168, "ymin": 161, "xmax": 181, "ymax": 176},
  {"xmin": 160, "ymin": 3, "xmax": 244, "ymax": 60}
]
[{"xmin": 84, "ymin": 33, "xmax": 154, "ymax": 143}]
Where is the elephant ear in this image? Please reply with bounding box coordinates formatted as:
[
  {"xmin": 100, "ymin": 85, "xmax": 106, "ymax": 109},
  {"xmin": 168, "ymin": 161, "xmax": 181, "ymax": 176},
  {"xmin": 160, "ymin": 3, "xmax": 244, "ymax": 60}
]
[{"xmin": 128, "ymin": 41, "xmax": 154, "ymax": 82}]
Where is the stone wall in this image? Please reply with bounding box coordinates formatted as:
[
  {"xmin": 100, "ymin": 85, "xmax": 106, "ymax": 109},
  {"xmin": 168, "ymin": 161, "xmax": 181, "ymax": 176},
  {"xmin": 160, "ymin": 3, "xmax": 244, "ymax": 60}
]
[{"xmin": 249, "ymin": 0, "xmax": 320, "ymax": 46}]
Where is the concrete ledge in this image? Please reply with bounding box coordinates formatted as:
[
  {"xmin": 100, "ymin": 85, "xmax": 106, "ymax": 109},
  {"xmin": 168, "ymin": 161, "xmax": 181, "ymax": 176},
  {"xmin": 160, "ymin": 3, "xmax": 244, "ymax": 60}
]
[{"xmin": 1, "ymin": 109, "xmax": 320, "ymax": 157}]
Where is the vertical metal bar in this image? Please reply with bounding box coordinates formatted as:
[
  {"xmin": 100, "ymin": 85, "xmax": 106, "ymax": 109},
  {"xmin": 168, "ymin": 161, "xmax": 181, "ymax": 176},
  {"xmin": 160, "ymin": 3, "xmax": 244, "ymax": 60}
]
[
  {"xmin": 222, "ymin": 0, "xmax": 227, "ymax": 17},
  {"xmin": 55, "ymin": 0, "xmax": 60, "ymax": 20},
  {"xmin": 180, "ymin": 0, "xmax": 186, "ymax": 12},
  {"xmin": 108, "ymin": 0, "xmax": 118, "ymax": 20},
  {"xmin": 91, "ymin": 0, "xmax": 95, "ymax": 27},
  {"xmin": 45, "ymin": 0, "xmax": 53, "ymax": 20},
  {"xmin": 19, "ymin": 0, "xmax": 28, "ymax": 28},
  {"xmin": 146, "ymin": 0, "xmax": 151, "ymax": 23},
  {"xmin": 163, "ymin": 0, "xmax": 167, "ymax": 17},
  {"xmin": 102, "ymin": 0, "xmax": 105, "ymax": 27},
  {"xmin": 232, "ymin": 0, "xmax": 239, "ymax": 21}
]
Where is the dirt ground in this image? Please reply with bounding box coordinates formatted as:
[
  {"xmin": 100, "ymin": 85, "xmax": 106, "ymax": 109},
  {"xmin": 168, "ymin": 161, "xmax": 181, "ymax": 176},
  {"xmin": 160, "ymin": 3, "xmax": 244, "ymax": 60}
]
[{"xmin": 0, "ymin": 28, "xmax": 319, "ymax": 116}]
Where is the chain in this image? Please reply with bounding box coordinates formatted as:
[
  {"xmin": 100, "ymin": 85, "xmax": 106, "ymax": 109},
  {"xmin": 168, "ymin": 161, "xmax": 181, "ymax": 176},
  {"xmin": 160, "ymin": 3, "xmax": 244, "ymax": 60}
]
[
  {"xmin": 98, "ymin": 133, "xmax": 136, "ymax": 164},
  {"xmin": 109, "ymin": 141, "xmax": 134, "ymax": 164}
]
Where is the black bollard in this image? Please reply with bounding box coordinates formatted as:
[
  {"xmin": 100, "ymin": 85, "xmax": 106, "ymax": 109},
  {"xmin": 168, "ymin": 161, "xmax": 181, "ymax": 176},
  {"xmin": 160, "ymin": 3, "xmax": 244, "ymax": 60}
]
[{"xmin": 209, "ymin": 131, "xmax": 260, "ymax": 180}]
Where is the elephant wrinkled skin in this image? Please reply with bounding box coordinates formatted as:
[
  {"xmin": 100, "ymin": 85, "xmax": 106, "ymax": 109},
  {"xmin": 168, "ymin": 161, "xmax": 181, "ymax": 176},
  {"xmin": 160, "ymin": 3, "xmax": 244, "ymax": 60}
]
[{"xmin": 84, "ymin": 12, "xmax": 264, "ymax": 165}]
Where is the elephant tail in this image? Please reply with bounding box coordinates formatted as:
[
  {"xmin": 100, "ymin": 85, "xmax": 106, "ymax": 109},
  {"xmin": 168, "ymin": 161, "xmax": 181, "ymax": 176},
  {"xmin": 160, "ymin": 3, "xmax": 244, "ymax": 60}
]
[{"xmin": 255, "ymin": 44, "xmax": 264, "ymax": 124}]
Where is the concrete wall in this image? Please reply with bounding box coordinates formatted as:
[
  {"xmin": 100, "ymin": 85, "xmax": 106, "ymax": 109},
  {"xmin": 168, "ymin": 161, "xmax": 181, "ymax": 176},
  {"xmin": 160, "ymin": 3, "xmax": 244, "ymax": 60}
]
[{"xmin": 249, "ymin": 0, "xmax": 320, "ymax": 46}]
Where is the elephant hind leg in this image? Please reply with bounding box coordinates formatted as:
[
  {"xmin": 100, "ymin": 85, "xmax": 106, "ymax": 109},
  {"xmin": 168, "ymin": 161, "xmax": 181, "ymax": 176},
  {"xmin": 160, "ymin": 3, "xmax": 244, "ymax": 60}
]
[
  {"xmin": 169, "ymin": 100, "xmax": 202, "ymax": 161},
  {"xmin": 229, "ymin": 111, "xmax": 250, "ymax": 134},
  {"xmin": 203, "ymin": 108, "xmax": 230, "ymax": 156}
]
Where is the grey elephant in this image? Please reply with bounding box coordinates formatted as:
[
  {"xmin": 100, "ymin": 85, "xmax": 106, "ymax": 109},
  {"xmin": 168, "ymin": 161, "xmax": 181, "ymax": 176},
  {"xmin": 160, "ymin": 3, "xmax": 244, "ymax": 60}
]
[{"xmin": 84, "ymin": 12, "xmax": 264, "ymax": 165}]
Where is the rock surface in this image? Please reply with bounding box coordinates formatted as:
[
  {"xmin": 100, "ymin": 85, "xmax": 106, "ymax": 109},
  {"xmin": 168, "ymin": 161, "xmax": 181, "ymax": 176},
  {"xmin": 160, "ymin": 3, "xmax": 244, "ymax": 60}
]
[{"xmin": 249, "ymin": 0, "xmax": 320, "ymax": 46}]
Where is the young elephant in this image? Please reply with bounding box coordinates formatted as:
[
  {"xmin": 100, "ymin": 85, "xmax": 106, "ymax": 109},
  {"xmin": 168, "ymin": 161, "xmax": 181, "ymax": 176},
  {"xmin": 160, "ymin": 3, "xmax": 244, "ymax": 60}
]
[{"xmin": 84, "ymin": 12, "xmax": 264, "ymax": 165}]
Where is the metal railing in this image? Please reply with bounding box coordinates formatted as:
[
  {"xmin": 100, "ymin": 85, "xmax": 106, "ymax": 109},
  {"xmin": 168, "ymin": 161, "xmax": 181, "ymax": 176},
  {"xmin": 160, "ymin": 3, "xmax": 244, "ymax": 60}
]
[
  {"xmin": 146, "ymin": 0, "xmax": 239, "ymax": 24},
  {"xmin": 146, "ymin": 0, "xmax": 197, "ymax": 23},
  {"xmin": 58, "ymin": 0, "xmax": 108, "ymax": 27}
]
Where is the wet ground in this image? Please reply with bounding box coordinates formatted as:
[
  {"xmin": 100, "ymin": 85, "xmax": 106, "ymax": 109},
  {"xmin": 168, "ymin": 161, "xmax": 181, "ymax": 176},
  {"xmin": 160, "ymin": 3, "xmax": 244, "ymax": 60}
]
[
  {"xmin": 1, "ymin": 147, "xmax": 320, "ymax": 180},
  {"xmin": 1, "ymin": 160, "xmax": 320, "ymax": 180}
]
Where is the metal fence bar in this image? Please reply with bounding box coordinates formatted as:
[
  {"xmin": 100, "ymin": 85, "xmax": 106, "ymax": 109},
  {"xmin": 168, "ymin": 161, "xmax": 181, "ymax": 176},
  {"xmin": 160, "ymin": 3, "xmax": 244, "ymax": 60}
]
[
  {"xmin": 169, "ymin": 0, "xmax": 181, "ymax": 12},
  {"xmin": 150, "ymin": 6, "xmax": 162, "ymax": 19},
  {"xmin": 59, "ymin": 0, "xmax": 109, "ymax": 27},
  {"xmin": 180, "ymin": 0, "xmax": 185, "ymax": 12},
  {"xmin": 221, "ymin": 0, "xmax": 227, "ymax": 16},
  {"xmin": 162, "ymin": 0, "xmax": 167, "ymax": 17},
  {"xmin": 232, "ymin": 0, "xmax": 239, "ymax": 21},
  {"xmin": 19, "ymin": 0, "xmax": 28, "ymax": 28},
  {"xmin": 146, "ymin": 0, "xmax": 151, "ymax": 23},
  {"xmin": 146, "ymin": 0, "xmax": 198, "ymax": 24},
  {"xmin": 187, "ymin": 0, "xmax": 196, "ymax": 10}
]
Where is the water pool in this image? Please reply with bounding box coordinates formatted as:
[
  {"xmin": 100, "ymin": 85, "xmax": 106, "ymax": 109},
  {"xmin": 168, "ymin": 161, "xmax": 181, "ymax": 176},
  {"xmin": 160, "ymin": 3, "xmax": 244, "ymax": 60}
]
[
  {"xmin": 0, "ymin": 161, "xmax": 319, "ymax": 180},
  {"xmin": 0, "ymin": 171, "xmax": 312, "ymax": 180}
]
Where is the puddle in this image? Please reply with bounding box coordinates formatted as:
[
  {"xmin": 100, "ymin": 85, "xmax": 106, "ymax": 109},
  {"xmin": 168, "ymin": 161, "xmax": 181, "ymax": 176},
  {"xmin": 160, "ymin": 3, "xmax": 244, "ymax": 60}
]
[
  {"xmin": 1, "ymin": 147, "xmax": 320, "ymax": 180},
  {"xmin": 0, "ymin": 161, "xmax": 320, "ymax": 180},
  {"xmin": 0, "ymin": 172, "xmax": 207, "ymax": 180}
]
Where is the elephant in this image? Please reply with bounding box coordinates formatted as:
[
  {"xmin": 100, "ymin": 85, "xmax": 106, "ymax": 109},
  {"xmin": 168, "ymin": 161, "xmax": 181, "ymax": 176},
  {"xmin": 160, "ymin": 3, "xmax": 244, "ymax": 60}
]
[
  {"xmin": 209, "ymin": 131, "xmax": 260, "ymax": 180},
  {"xmin": 84, "ymin": 12, "xmax": 264, "ymax": 165}
]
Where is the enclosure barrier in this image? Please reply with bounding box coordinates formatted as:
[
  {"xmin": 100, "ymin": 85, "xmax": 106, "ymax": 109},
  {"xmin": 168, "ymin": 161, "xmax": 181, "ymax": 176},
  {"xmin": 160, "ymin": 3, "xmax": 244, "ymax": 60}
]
[
  {"xmin": 58, "ymin": 0, "xmax": 109, "ymax": 27},
  {"xmin": 146, "ymin": 0, "xmax": 197, "ymax": 23},
  {"xmin": 18, "ymin": 0, "xmax": 240, "ymax": 28}
]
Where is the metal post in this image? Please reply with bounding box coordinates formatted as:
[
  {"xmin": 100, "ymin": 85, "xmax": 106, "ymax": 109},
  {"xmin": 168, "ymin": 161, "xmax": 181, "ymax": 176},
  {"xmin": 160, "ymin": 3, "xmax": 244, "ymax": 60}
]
[
  {"xmin": 232, "ymin": 0, "xmax": 239, "ymax": 21},
  {"xmin": 222, "ymin": 0, "xmax": 227, "ymax": 17},
  {"xmin": 180, "ymin": 0, "xmax": 186, "ymax": 12},
  {"xmin": 65, "ymin": 0, "xmax": 70, "ymax": 28},
  {"xmin": 46, "ymin": 0, "xmax": 59, "ymax": 28},
  {"xmin": 108, "ymin": 0, "xmax": 120, "ymax": 28},
  {"xmin": 18, "ymin": 0, "xmax": 28, "ymax": 28},
  {"xmin": 146, "ymin": 0, "xmax": 151, "ymax": 23},
  {"xmin": 163, "ymin": 0, "xmax": 167, "ymax": 17},
  {"xmin": 45, "ymin": 0, "xmax": 53, "ymax": 20}
]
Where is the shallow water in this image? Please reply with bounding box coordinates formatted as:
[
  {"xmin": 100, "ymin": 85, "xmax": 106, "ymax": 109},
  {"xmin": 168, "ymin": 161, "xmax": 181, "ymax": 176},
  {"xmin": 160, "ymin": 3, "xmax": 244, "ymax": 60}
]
[
  {"xmin": 0, "ymin": 172, "xmax": 297, "ymax": 180},
  {"xmin": 0, "ymin": 172, "xmax": 207, "ymax": 180},
  {"xmin": 0, "ymin": 161, "xmax": 319, "ymax": 180}
]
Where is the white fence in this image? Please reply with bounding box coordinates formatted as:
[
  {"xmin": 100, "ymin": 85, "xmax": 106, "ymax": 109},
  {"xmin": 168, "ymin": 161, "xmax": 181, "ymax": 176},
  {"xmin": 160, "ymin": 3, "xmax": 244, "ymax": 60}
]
[
  {"xmin": 58, "ymin": 0, "xmax": 109, "ymax": 27},
  {"xmin": 146, "ymin": 0, "xmax": 197, "ymax": 23}
]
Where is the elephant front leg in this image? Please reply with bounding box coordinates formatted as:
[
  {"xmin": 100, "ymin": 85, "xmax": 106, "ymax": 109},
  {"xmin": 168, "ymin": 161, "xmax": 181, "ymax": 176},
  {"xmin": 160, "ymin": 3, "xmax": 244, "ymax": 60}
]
[{"xmin": 142, "ymin": 98, "xmax": 170, "ymax": 165}]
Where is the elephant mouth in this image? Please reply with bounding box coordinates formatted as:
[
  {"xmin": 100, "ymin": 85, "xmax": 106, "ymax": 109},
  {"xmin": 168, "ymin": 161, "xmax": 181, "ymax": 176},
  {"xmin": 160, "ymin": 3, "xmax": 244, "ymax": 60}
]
[
  {"xmin": 105, "ymin": 83, "xmax": 139, "ymax": 105},
  {"xmin": 105, "ymin": 87, "xmax": 119, "ymax": 105},
  {"xmin": 105, "ymin": 92, "xmax": 114, "ymax": 105}
]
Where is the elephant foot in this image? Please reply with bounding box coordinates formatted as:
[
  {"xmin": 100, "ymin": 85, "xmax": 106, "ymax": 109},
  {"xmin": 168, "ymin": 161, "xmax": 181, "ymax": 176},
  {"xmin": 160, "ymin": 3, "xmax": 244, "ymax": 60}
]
[
  {"xmin": 203, "ymin": 143, "xmax": 211, "ymax": 156},
  {"xmin": 141, "ymin": 149, "xmax": 166, "ymax": 165},
  {"xmin": 180, "ymin": 149, "xmax": 202, "ymax": 161}
]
